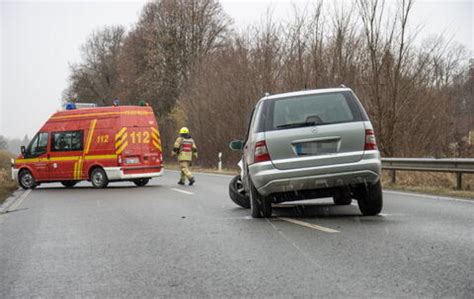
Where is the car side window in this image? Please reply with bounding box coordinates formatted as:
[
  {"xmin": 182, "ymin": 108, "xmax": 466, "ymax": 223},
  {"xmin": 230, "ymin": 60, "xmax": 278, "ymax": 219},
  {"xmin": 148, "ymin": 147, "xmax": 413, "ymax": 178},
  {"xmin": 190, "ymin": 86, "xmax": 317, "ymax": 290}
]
[
  {"xmin": 27, "ymin": 132, "xmax": 49, "ymax": 157},
  {"xmin": 51, "ymin": 131, "xmax": 84, "ymax": 152}
]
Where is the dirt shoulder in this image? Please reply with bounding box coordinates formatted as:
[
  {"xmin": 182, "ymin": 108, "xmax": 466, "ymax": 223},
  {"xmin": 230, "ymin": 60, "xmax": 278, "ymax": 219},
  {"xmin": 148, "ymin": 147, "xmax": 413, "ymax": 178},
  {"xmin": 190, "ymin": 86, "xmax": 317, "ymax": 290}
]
[{"xmin": 0, "ymin": 150, "xmax": 18, "ymax": 205}]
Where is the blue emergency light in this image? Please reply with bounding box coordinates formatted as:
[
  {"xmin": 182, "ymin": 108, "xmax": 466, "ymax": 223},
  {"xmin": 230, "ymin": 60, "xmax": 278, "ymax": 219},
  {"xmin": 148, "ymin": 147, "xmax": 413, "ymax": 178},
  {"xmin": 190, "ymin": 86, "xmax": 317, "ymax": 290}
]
[{"xmin": 65, "ymin": 103, "xmax": 76, "ymax": 110}]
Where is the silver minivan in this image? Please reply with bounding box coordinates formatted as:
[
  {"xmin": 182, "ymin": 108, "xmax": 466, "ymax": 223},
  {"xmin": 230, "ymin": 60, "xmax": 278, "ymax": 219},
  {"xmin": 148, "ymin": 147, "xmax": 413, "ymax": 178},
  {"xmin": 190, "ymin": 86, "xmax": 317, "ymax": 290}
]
[{"xmin": 229, "ymin": 87, "xmax": 382, "ymax": 218}]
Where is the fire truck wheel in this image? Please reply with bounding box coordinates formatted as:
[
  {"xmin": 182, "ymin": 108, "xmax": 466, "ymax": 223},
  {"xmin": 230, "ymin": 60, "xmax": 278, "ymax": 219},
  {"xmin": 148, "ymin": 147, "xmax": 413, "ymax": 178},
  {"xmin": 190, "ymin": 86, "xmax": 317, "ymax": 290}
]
[
  {"xmin": 133, "ymin": 178, "xmax": 150, "ymax": 187},
  {"xmin": 61, "ymin": 181, "xmax": 77, "ymax": 188},
  {"xmin": 19, "ymin": 169, "xmax": 37, "ymax": 190},
  {"xmin": 91, "ymin": 168, "xmax": 109, "ymax": 188}
]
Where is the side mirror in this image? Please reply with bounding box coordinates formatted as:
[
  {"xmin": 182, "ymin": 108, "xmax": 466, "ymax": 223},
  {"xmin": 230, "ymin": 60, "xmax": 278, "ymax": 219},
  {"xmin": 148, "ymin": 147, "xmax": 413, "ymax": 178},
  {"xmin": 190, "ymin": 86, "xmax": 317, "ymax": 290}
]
[
  {"xmin": 229, "ymin": 140, "xmax": 244, "ymax": 151},
  {"xmin": 21, "ymin": 146, "xmax": 26, "ymax": 155}
]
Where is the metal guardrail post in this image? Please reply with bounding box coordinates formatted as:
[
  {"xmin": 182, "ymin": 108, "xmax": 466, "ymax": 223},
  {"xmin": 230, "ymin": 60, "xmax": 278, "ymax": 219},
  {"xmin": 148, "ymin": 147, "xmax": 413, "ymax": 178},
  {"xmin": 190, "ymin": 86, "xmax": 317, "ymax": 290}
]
[
  {"xmin": 390, "ymin": 170, "xmax": 396, "ymax": 184},
  {"xmin": 456, "ymin": 173, "xmax": 462, "ymax": 190}
]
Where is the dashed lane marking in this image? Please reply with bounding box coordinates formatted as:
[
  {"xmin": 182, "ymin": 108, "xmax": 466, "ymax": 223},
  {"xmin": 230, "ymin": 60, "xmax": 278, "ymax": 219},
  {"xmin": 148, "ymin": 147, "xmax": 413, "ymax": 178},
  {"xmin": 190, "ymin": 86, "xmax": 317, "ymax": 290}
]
[
  {"xmin": 278, "ymin": 217, "xmax": 340, "ymax": 233},
  {"xmin": 170, "ymin": 188, "xmax": 194, "ymax": 195}
]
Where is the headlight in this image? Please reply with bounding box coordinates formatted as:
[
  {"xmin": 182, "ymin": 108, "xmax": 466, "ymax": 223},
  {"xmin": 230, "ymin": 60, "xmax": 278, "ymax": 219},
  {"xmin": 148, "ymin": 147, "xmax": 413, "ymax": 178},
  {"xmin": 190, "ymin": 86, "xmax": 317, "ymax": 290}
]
[{"xmin": 124, "ymin": 157, "xmax": 139, "ymax": 164}]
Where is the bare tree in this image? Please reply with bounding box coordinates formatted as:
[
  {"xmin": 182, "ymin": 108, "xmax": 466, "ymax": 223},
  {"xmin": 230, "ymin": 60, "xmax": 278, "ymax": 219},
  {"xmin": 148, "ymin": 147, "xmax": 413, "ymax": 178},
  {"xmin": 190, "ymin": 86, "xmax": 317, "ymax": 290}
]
[{"xmin": 64, "ymin": 26, "xmax": 125, "ymax": 105}]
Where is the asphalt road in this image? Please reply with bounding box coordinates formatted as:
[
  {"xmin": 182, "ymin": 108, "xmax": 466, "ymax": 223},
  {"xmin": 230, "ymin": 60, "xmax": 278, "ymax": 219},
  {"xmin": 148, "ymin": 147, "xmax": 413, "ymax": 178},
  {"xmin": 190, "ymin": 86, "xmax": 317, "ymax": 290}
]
[{"xmin": 1, "ymin": 170, "xmax": 473, "ymax": 297}]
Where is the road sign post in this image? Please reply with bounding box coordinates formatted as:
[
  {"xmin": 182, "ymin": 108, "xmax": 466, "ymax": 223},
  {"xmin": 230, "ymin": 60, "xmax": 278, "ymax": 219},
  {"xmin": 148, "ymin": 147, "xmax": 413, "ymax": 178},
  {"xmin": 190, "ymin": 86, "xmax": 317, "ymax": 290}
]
[{"xmin": 218, "ymin": 152, "xmax": 222, "ymax": 172}]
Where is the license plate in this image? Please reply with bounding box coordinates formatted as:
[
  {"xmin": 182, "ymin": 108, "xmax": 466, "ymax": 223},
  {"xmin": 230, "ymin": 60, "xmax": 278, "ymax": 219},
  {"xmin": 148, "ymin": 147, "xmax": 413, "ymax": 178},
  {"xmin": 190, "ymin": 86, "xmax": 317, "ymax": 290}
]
[
  {"xmin": 295, "ymin": 141, "xmax": 338, "ymax": 156},
  {"xmin": 125, "ymin": 157, "xmax": 140, "ymax": 164}
]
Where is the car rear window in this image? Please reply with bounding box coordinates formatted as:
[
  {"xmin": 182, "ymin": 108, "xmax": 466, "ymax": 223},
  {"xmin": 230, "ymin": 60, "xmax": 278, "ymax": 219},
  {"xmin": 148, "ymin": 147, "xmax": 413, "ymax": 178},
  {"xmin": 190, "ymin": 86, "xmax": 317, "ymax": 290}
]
[{"xmin": 265, "ymin": 91, "xmax": 365, "ymax": 131}]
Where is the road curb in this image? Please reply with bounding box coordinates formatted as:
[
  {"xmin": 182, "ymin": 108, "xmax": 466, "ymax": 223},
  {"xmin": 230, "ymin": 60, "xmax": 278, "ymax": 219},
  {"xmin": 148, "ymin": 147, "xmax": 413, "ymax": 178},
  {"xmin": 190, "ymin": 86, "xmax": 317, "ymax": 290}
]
[{"xmin": 0, "ymin": 188, "xmax": 29, "ymax": 214}]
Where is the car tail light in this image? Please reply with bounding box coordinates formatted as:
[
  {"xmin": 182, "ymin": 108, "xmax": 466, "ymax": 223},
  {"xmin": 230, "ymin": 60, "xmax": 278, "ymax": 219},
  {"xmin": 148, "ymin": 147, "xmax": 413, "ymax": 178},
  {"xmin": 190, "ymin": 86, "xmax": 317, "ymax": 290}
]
[
  {"xmin": 364, "ymin": 129, "xmax": 377, "ymax": 150},
  {"xmin": 254, "ymin": 140, "xmax": 271, "ymax": 163}
]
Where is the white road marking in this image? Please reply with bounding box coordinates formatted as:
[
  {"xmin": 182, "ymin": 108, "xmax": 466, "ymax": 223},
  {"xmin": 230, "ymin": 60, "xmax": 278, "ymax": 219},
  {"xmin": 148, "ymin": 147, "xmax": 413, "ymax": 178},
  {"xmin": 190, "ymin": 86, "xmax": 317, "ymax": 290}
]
[
  {"xmin": 166, "ymin": 169, "xmax": 234, "ymax": 178},
  {"xmin": 384, "ymin": 190, "xmax": 473, "ymax": 203},
  {"xmin": 379, "ymin": 213, "xmax": 389, "ymax": 217},
  {"xmin": 0, "ymin": 189, "xmax": 32, "ymax": 216},
  {"xmin": 278, "ymin": 217, "xmax": 340, "ymax": 233},
  {"xmin": 170, "ymin": 188, "xmax": 194, "ymax": 195},
  {"xmin": 216, "ymin": 216, "xmax": 253, "ymax": 220}
]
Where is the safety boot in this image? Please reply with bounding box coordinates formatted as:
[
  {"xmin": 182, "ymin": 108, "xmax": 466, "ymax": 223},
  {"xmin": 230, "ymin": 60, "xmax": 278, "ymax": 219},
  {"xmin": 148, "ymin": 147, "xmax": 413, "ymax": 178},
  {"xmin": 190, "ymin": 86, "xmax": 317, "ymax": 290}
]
[
  {"xmin": 189, "ymin": 177, "xmax": 195, "ymax": 186},
  {"xmin": 177, "ymin": 180, "xmax": 185, "ymax": 185}
]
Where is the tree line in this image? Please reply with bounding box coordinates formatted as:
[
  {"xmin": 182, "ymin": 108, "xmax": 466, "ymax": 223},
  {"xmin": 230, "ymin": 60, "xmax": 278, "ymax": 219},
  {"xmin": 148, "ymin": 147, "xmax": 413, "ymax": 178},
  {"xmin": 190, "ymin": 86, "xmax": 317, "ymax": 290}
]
[
  {"xmin": 63, "ymin": 0, "xmax": 473, "ymax": 167},
  {"xmin": 0, "ymin": 135, "xmax": 30, "ymax": 155}
]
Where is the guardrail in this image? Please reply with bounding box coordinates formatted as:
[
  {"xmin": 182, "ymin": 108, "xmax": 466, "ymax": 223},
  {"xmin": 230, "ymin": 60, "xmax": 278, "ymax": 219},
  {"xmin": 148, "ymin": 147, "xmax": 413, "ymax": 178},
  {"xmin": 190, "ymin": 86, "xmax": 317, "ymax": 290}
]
[{"xmin": 381, "ymin": 158, "xmax": 474, "ymax": 190}]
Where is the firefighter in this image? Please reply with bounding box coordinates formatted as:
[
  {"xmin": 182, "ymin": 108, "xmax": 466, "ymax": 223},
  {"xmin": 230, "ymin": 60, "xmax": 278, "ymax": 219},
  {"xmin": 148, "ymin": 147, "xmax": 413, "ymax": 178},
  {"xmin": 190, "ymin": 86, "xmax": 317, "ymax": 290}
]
[{"xmin": 172, "ymin": 127, "xmax": 198, "ymax": 185}]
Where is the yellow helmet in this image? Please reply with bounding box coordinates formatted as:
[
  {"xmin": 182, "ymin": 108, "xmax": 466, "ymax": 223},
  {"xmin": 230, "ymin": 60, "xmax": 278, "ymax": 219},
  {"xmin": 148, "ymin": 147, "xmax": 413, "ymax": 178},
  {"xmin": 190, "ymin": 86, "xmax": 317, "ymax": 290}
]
[{"xmin": 179, "ymin": 127, "xmax": 189, "ymax": 134}]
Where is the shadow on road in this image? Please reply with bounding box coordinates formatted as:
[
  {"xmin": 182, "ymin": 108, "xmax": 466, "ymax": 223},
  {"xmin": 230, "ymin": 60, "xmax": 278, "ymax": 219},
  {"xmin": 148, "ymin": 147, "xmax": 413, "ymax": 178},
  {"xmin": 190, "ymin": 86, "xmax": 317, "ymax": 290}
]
[
  {"xmin": 33, "ymin": 185, "xmax": 163, "ymax": 191},
  {"xmin": 272, "ymin": 202, "xmax": 380, "ymax": 219}
]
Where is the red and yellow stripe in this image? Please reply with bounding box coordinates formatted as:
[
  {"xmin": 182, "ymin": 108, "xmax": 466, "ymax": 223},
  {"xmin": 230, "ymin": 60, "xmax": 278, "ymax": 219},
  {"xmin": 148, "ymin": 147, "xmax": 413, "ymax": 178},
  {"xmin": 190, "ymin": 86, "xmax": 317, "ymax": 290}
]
[
  {"xmin": 150, "ymin": 127, "xmax": 162, "ymax": 152},
  {"xmin": 115, "ymin": 127, "xmax": 128, "ymax": 155}
]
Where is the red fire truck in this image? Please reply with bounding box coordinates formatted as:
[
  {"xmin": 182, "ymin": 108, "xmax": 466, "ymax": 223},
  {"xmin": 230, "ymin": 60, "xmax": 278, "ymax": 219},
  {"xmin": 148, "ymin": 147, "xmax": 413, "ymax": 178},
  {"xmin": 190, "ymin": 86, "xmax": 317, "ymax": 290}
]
[{"xmin": 12, "ymin": 104, "xmax": 163, "ymax": 189}]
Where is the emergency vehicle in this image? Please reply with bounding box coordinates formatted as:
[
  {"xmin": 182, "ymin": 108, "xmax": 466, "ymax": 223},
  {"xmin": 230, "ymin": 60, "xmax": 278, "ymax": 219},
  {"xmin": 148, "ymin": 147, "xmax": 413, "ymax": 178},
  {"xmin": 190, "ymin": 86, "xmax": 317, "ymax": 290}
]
[{"xmin": 11, "ymin": 104, "xmax": 163, "ymax": 189}]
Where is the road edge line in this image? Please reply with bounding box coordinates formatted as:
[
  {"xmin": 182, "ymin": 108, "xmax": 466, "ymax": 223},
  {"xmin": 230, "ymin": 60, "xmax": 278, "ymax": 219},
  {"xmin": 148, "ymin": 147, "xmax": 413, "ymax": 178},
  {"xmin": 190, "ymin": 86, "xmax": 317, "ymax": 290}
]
[
  {"xmin": 384, "ymin": 190, "xmax": 473, "ymax": 203},
  {"xmin": 165, "ymin": 169, "xmax": 235, "ymax": 178},
  {"xmin": 0, "ymin": 189, "xmax": 32, "ymax": 215}
]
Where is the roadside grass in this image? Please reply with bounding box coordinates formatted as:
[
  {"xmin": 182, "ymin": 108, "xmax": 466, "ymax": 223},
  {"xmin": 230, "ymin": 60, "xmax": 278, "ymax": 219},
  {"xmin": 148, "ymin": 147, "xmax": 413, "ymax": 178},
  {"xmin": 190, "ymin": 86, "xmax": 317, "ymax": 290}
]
[
  {"xmin": 381, "ymin": 170, "xmax": 474, "ymax": 199},
  {"xmin": 0, "ymin": 150, "xmax": 18, "ymax": 204}
]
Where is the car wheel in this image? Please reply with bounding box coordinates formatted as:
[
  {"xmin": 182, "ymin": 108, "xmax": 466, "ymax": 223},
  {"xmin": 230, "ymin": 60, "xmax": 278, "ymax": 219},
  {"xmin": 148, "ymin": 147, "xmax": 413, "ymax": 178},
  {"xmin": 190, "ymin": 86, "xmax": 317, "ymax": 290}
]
[
  {"xmin": 357, "ymin": 181, "xmax": 383, "ymax": 216},
  {"xmin": 133, "ymin": 178, "xmax": 150, "ymax": 187},
  {"xmin": 249, "ymin": 178, "xmax": 272, "ymax": 218},
  {"xmin": 229, "ymin": 175, "xmax": 250, "ymax": 209},
  {"xmin": 61, "ymin": 181, "xmax": 78, "ymax": 188},
  {"xmin": 333, "ymin": 188, "xmax": 352, "ymax": 205},
  {"xmin": 91, "ymin": 168, "xmax": 109, "ymax": 188},
  {"xmin": 19, "ymin": 169, "xmax": 37, "ymax": 190}
]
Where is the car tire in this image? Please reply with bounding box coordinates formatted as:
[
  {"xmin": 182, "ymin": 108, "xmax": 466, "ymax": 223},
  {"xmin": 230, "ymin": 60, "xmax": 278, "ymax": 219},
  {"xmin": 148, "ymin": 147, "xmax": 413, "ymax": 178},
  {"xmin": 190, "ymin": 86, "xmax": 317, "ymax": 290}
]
[
  {"xmin": 133, "ymin": 178, "xmax": 150, "ymax": 187},
  {"xmin": 229, "ymin": 175, "xmax": 250, "ymax": 209},
  {"xmin": 18, "ymin": 169, "xmax": 37, "ymax": 190},
  {"xmin": 91, "ymin": 168, "xmax": 109, "ymax": 188},
  {"xmin": 357, "ymin": 181, "xmax": 383, "ymax": 216},
  {"xmin": 61, "ymin": 181, "xmax": 77, "ymax": 188},
  {"xmin": 249, "ymin": 178, "xmax": 272, "ymax": 218},
  {"xmin": 333, "ymin": 188, "xmax": 352, "ymax": 205}
]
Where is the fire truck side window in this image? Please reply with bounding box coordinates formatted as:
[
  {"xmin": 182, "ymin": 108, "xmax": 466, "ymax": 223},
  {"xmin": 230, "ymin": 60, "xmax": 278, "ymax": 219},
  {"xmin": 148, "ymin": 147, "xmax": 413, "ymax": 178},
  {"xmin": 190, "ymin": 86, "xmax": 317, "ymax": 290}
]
[
  {"xmin": 52, "ymin": 131, "xmax": 84, "ymax": 152},
  {"xmin": 27, "ymin": 132, "xmax": 49, "ymax": 157}
]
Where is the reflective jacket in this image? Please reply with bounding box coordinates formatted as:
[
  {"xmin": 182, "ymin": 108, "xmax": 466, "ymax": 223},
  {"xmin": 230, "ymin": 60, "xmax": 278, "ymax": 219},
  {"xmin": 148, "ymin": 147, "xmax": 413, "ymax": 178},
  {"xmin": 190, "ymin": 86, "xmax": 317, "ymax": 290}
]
[{"xmin": 173, "ymin": 135, "xmax": 197, "ymax": 161}]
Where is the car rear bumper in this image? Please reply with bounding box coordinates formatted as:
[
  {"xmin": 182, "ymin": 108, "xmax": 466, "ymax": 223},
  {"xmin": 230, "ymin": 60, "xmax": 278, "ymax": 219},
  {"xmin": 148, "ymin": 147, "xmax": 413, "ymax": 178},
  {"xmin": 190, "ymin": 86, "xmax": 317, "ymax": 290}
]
[
  {"xmin": 248, "ymin": 152, "xmax": 381, "ymax": 197},
  {"xmin": 104, "ymin": 166, "xmax": 164, "ymax": 180}
]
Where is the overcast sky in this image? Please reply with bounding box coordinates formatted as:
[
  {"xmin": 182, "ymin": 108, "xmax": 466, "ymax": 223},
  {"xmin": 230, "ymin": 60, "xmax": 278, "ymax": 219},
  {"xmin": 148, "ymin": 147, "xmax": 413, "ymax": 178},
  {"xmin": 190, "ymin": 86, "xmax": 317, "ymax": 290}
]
[{"xmin": 1, "ymin": 0, "xmax": 472, "ymax": 140}]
